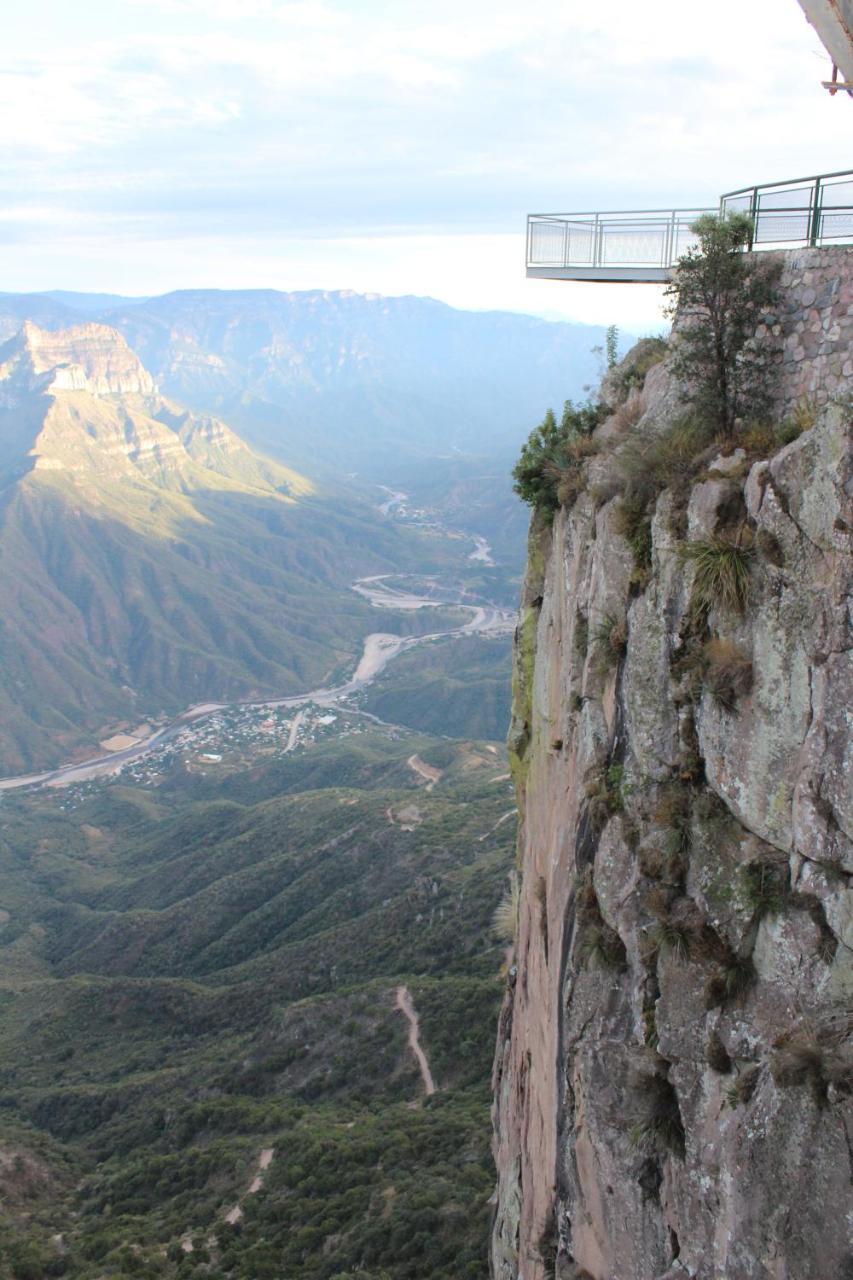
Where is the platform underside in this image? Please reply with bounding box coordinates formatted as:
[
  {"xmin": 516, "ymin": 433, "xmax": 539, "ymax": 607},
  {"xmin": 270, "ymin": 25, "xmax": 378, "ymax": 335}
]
[{"xmin": 526, "ymin": 265, "xmax": 674, "ymax": 283}]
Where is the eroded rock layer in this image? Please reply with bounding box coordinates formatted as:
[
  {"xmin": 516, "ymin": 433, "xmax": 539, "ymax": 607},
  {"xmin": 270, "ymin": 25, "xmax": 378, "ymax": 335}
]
[{"xmin": 492, "ymin": 247, "xmax": 852, "ymax": 1280}]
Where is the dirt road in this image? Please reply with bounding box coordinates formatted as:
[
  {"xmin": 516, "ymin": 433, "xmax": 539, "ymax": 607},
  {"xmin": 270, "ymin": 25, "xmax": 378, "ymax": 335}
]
[{"xmin": 395, "ymin": 985, "xmax": 437, "ymax": 1096}]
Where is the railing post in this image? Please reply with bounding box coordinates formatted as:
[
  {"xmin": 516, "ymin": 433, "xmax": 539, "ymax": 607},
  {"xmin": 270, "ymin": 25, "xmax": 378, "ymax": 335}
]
[
  {"xmin": 593, "ymin": 213, "xmax": 601, "ymax": 267},
  {"xmin": 809, "ymin": 177, "xmax": 823, "ymax": 247},
  {"xmin": 563, "ymin": 220, "xmax": 569, "ymax": 268},
  {"xmin": 748, "ymin": 186, "xmax": 758, "ymax": 250}
]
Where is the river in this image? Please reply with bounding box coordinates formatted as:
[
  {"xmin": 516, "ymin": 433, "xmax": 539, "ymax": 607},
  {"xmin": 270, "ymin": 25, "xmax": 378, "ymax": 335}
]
[{"xmin": 0, "ymin": 574, "xmax": 514, "ymax": 793}]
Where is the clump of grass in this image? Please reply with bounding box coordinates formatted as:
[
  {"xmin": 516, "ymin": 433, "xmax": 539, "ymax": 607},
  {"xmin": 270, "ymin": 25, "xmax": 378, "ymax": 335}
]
[
  {"xmin": 702, "ymin": 637, "xmax": 753, "ymax": 711},
  {"xmin": 550, "ymin": 434, "xmax": 600, "ymax": 509},
  {"xmin": 777, "ymin": 394, "xmax": 818, "ymax": 444},
  {"xmin": 771, "ymin": 1033, "xmax": 825, "ymax": 1091},
  {"xmin": 706, "ymin": 1030, "xmax": 732, "ymax": 1074},
  {"xmin": 576, "ymin": 869, "xmax": 626, "ymax": 971},
  {"xmin": 680, "ymin": 532, "xmax": 754, "ymax": 613},
  {"xmin": 724, "ymin": 1064, "xmax": 760, "ymax": 1108},
  {"xmin": 609, "ymin": 397, "xmax": 645, "ymax": 435},
  {"xmin": 592, "ymin": 612, "xmax": 628, "ymax": 671},
  {"xmin": 648, "ymin": 919, "xmax": 692, "ymax": 964},
  {"xmin": 492, "ymin": 871, "xmax": 520, "ymax": 942},
  {"xmin": 737, "ymin": 422, "xmax": 777, "ymax": 457},
  {"xmin": 613, "ymin": 493, "xmax": 653, "ymax": 584},
  {"xmin": 770, "ymin": 1024, "xmax": 851, "ymax": 1105},
  {"xmin": 584, "ymin": 761, "xmax": 625, "ymax": 831},
  {"xmin": 609, "ymin": 335, "xmax": 669, "ymax": 404},
  {"xmin": 610, "ymin": 417, "xmax": 716, "ymax": 584},
  {"xmin": 741, "ymin": 859, "xmax": 787, "ymax": 919},
  {"xmin": 705, "ymin": 953, "xmax": 755, "ymax": 1008},
  {"xmin": 642, "ymin": 1005, "xmax": 660, "ymax": 1051},
  {"xmin": 618, "ymin": 418, "xmax": 714, "ymax": 508},
  {"xmin": 580, "ymin": 925, "xmax": 627, "ymax": 971},
  {"xmin": 647, "ymin": 785, "xmax": 692, "ymax": 885},
  {"xmin": 629, "ymin": 1075, "xmax": 685, "ymax": 1158}
]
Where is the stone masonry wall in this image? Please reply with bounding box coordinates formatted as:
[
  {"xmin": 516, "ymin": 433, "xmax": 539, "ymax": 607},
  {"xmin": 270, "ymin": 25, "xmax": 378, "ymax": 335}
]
[{"xmin": 767, "ymin": 247, "xmax": 853, "ymax": 409}]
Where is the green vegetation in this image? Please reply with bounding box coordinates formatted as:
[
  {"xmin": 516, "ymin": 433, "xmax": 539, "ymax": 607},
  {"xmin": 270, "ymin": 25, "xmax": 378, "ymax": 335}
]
[
  {"xmin": 360, "ymin": 635, "xmax": 511, "ymax": 742},
  {"xmin": 665, "ymin": 212, "xmax": 782, "ymax": 434},
  {"xmin": 591, "ymin": 612, "xmax": 627, "ymax": 672},
  {"xmin": 576, "ymin": 869, "xmax": 626, "ymax": 972},
  {"xmin": 0, "ymin": 330, "xmax": 504, "ymax": 773},
  {"xmin": 605, "ymin": 324, "xmax": 619, "ymax": 370},
  {"xmin": 706, "ymin": 1031, "xmax": 732, "ymax": 1074},
  {"xmin": 512, "ymin": 400, "xmax": 602, "ymax": 514},
  {"xmin": 607, "ymin": 335, "xmax": 668, "ymax": 405},
  {"xmin": 0, "ymin": 730, "xmax": 515, "ymax": 1278},
  {"xmin": 492, "ymin": 872, "xmax": 520, "ymax": 943},
  {"xmin": 680, "ymin": 534, "xmax": 754, "ymax": 613},
  {"xmin": 648, "ymin": 919, "xmax": 692, "ymax": 964},
  {"xmin": 700, "ymin": 637, "xmax": 753, "ymax": 711},
  {"xmin": 584, "ymin": 761, "xmax": 626, "ymax": 830},
  {"xmin": 741, "ymin": 860, "xmax": 788, "ymax": 918},
  {"xmin": 770, "ymin": 1026, "xmax": 851, "ymax": 1105},
  {"xmin": 725, "ymin": 1066, "xmax": 761, "ymax": 1109},
  {"xmin": 629, "ymin": 1075, "xmax": 685, "ymax": 1157}
]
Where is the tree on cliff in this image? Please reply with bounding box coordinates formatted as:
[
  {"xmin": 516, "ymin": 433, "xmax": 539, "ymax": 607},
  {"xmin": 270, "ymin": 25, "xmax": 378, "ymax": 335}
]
[{"xmin": 666, "ymin": 212, "xmax": 781, "ymax": 435}]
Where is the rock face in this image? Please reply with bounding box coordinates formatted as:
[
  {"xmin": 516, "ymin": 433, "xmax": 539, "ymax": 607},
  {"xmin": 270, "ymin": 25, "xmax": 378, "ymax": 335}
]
[
  {"xmin": 1, "ymin": 321, "xmax": 157, "ymax": 397},
  {"xmin": 492, "ymin": 248, "xmax": 853, "ymax": 1280}
]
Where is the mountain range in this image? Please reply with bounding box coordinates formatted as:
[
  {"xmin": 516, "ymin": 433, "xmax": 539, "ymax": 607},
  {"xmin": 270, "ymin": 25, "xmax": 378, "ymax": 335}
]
[
  {"xmin": 0, "ymin": 289, "xmax": 616, "ymax": 474},
  {"xmin": 0, "ymin": 321, "xmax": 463, "ymax": 772}
]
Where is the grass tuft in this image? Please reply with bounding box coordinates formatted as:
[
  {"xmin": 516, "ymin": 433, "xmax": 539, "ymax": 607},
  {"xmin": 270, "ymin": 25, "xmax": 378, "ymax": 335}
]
[
  {"xmin": 702, "ymin": 637, "xmax": 753, "ymax": 711},
  {"xmin": 629, "ymin": 1075, "xmax": 685, "ymax": 1158},
  {"xmin": 706, "ymin": 1030, "xmax": 732, "ymax": 1074},
  {"xmin": 591, "ymin": 612, "xmax": 628, "ymax": 671},
  {"xmin": 741, "ymin": 860, "xmax": 787, "ymax": 919},
  {"xmin": 705, "ymin": 953, "xmax": 755, "ymax": 1008},
  {"xmin": 680, "ymin": 533, "xmax": 754, "ymax": 613},
  {"xmin": 492, "ymin": 871, "xmax": 520, "ymax": 942}
]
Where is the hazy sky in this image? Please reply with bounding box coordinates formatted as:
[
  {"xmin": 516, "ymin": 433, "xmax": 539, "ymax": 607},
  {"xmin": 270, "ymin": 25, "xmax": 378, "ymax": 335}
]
[{"xmin": 1, "ymin": 0, "xmax": 849, "ymax": 329}]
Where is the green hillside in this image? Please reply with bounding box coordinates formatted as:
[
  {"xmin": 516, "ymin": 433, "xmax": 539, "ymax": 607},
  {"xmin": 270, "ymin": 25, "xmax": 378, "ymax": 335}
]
[
  {"xmin": 360, "ymin": 634, "xmax": 512, "ymax": 741},
  {"xmin": 0, "ymin": 324, "xmax": 474, "ymax": 772},
  {"xmin": 0, "ymin": 729, "xmax": 515, "ymax": 1279}
]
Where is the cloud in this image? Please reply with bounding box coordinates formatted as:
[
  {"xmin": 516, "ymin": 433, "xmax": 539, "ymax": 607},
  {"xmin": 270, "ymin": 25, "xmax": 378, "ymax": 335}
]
[{"xmin": 0, "ymin": 0, "xmax": 847, "ymax": 317}]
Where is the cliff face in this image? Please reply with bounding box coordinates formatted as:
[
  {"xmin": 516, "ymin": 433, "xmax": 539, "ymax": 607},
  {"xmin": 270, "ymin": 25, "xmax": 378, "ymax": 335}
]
[
  {"xmin": 492, "ymin": 247, "xmax": 853, "ymax": 1280},
  {"xmin": 3, "ymin": 321, "xmax": 158, "ymax": 396}
]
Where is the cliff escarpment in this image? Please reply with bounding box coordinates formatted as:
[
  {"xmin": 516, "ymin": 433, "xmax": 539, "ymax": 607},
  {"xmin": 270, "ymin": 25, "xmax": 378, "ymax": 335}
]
[{"xmin": 492, "ymin": 247, "xmax": 852, "ymax": 1280}]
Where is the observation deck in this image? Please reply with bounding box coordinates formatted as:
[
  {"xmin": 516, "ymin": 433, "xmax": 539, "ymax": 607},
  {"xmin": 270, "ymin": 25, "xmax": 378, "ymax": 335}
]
[{"xmin": 527, "ymin": 169, "xmax": 853, "ymax": 283}]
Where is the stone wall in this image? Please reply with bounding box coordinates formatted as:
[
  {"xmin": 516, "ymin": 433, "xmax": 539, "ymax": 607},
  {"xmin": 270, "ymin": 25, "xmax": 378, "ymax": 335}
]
[{"xmin": 766, "ymin": 246, "xmax": 853, "ymax": 410}]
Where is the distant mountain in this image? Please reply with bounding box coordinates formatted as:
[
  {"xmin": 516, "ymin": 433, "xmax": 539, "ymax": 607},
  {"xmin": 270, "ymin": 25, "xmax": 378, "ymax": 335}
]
[
  {"xmin": 0, "ymin": 322, "xmax": 451, "ymax": 772},
  {"xmin": 0, "ymin": 289, "xmax": 613, "ymax": 474},
  {"xmin": 40, "ymin": 290, "xmax": 151, "ymax": 313}
]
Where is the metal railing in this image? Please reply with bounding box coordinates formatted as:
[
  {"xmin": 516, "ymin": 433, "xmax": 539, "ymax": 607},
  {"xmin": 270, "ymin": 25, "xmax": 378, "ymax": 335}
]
[
  {"xmin": 526, "ymin": 209, "xmax": 712, "ymax": 275},
  {"xmin": 527, "ymin": 168, "xmax": 853, "ymax": 279},
  {"xmin": 720, "ymin": 169, "xmax": 853, "ymax": 248}
]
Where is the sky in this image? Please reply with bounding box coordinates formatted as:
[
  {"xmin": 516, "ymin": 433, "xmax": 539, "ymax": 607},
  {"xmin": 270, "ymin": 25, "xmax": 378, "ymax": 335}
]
[{"xmin": 0, "ymin": 0, "xmax": 849, "ymax": 331}]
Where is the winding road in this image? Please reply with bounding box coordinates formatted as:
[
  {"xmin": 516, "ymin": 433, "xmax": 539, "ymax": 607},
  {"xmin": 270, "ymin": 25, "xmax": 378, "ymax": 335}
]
[{"xmin": 0, "ymin": 575, "xmax": 514, "ymax": 793}]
